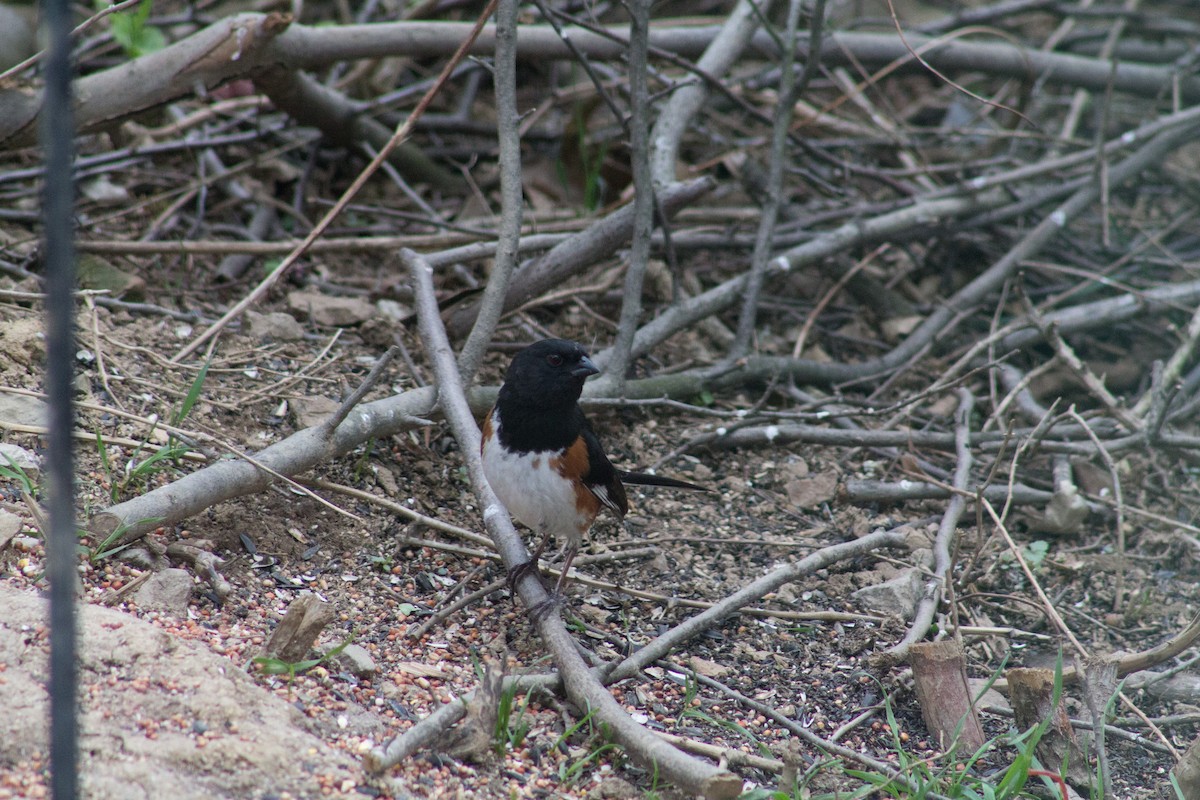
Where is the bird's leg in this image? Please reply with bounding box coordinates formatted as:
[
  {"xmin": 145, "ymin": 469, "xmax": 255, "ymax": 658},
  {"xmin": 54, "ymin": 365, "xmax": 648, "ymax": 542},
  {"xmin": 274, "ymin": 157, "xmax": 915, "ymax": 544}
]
[
  {"xmin": 551, "ymin": 541, "xmax": 579, "ymax": 597},
  {"xmin": 507, "ymin": 525, "xmax": 553, "ymax": 595},
  {"xmin": 525, "ymin": 541, "xmax": 580, "ymax": 621}
]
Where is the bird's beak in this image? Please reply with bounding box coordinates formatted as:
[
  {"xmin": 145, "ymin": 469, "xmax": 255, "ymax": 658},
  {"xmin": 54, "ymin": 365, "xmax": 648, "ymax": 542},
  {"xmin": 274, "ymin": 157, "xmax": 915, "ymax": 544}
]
[{"xmin": 573, "ymin": 356, "xmax": 600, "ymax": 378}]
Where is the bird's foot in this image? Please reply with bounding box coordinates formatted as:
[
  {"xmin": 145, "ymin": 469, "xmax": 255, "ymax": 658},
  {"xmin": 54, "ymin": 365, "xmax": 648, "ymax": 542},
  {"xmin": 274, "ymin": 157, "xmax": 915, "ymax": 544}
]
[
  {"xmin": 506, "ymin": 558, "xmax": 544, "ymax": 596},
  {"xmin": 528, "ymin": 591, "xmax": 564, "ymax": 622}
]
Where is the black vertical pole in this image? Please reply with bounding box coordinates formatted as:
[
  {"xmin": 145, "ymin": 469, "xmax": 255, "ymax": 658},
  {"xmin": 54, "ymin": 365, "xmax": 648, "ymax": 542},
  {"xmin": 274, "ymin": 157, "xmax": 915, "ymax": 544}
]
[{"xmin": 40, "ymin": 0, "xmax": 80, "ymax": 796}]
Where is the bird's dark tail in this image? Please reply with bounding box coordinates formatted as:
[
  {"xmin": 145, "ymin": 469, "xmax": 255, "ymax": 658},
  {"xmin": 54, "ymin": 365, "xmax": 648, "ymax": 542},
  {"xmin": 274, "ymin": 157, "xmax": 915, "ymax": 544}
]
[{"xmin": 618, "ymin": 471, "xmax": 708, "ymax": 492}]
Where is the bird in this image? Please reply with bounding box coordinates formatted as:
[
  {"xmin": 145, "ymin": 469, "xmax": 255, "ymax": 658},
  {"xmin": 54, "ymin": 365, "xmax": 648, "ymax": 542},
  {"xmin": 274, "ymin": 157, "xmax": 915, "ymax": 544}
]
[{"xmin": 480, "ymin": 339, "xmax": 706, "ymax": 602}]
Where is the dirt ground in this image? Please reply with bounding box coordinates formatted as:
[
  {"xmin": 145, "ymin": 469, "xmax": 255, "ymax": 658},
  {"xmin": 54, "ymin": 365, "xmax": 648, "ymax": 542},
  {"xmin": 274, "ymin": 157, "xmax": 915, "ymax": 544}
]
[{"xmin": 0, "ymin": 276, "xmax": 1196, "ymax": 798}]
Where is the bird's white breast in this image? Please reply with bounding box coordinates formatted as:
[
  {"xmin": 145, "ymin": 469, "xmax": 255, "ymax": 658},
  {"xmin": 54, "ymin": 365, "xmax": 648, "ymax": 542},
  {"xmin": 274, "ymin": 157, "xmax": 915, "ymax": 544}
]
[{"xmin": 482, "ymin": 410, "xmax": 590, "ymax": 546}]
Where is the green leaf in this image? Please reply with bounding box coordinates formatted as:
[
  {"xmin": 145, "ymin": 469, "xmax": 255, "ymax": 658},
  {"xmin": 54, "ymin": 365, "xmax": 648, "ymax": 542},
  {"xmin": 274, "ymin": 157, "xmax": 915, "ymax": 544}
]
[{"xmin": 108, "ymin": 0, "xmax": 166, "ymax": 58}]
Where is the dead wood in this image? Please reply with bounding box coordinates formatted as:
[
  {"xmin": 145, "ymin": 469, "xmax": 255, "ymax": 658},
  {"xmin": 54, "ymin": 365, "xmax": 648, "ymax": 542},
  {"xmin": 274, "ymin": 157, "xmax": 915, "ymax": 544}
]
[
  {"xmin": 7, "ymin": 18, "xmax": 1200, "ymax": 148},
  {"xmin": 439, "ymin": 656, "xmax": 503, "ymax": 762},
  {"xmin": 443, "ymin": 176, "xmax": 715, "ymax": 338},
  {"xmin": 1008, "ymin": 667, "xmax": 1092, "ymax": 789},
  {"xmin": 90, "ymin": 384, "xmax": 441, "ymax": 544},
  {"xmin": 1174, "ymin": 736, "xmax": 1200, "ymax": 800},
  {"xmin": 406, "ymin": 249, "xmax": 743, "ymax": 798},
  {"xmin": 165, "ymin": 541, "xmax": 232, "ymax": 601},
  {"xmin": 10, "ymin": 1, "xmax": 1200, "ymax": 795},
  {"xmin": 909, "ymin": 640, "xmax": 986, "ymax": 754},
  {"xmin": 251, "ymin": 65, "xmax": 461, "ymax": 192},
  {"xmin": 603, "ymin": 527, "xmax": 909, "ymax": 684},
  {"xmin": 259, "ymin": 592, "xmax": 335, "ymax": 663},
  {"xmin": 875, "ymin": 389, "xmax": 975, "ymax": 667}
]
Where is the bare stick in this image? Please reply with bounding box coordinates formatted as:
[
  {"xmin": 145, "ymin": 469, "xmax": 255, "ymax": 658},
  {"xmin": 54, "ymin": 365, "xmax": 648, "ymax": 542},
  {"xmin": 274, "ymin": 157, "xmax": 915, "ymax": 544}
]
[
  {"xmin": 1008, "ymin": 667, "xmax": 1091, "ymax": 787},
  {"xmin": 1066, "ymin": 407, "xmax": 1126, "ymax": 613},
  {"xmin": 875, "ymin": 389, "xmax": 975, "ymax": 667},
  {"xmin": 321, "ymin": 346, "xmax": 398, "ymax": 436},
  {"xmin": 365, "ymin": 672, "xmax": 560, "ymax": 772},
  {"xmin": 0, "ymin": 0, "xmax": 144, "ymax": 83},
  {"xmin": 90, "ymin": 385, "xmax": 441, "ymax": 542},
  {"xmin": 298, "ymin": 477, "xmax": 492, "ymax": 548},
  {"xmin": 251, "ymin": 66, "xmax": 459, "ymax": 191},
  {"xmin": 607, "ymin": 116, "xmax": 1200, "ymax": 386},
  {"xmin": 77, "ymin": 232, "xmax": 568, "ymax": 257},
  {"xmin": 594, "ymin": 0, "xmax": 654, "ymax": 391},
  {"xmin": 592, "ymin": 191, "xmax": 1010, "ymax": 371},
  {"xmin": 444, "ymin": 177, "xmax": 714, "ymax": 339},
  {"xmin": 405, "ymin": 249, "xmax": 741, "ymax": 798},
  {"xmin": 603, "ymin": 527, "xmax": 907, "ymax": 684},
  {"xmin": 730, "ymin": 0, "xmax": 811, "ymax": 360},
  {"xmin": 685, "ymin": 668, "xmax": 959, "ymax": 800},
  {"xmin": 910, "ymin": 640, "xmax": 986, "ymax": 754},
  {"xmin": 648, "ymin": 0, "xmax": 771, "ymax": 185},
  {"xmin": 455, "ymin": 0, "xmax": 523, "ymax": 385},
  {"xmin": 7, "ymin": 18, "xmax": 1200, "ymax": 148},
  {"xmin": 1132, "ymin": 295, "xmax": 1200, "ymax": 420}
]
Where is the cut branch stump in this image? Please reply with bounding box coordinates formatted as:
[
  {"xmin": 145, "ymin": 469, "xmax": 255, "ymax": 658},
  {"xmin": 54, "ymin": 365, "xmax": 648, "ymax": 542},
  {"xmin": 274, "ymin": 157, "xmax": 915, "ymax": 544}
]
[
  {"xmin": 259, "ymin": 592, "xmax": 334, "ymax": 663},
  {"xmin": 910, "ymin": 639, "xmax": 986, "ymax": 754},
  {"xmin": 1008, "ymin": 667, "xmax": 1092, "ymax": 789}
]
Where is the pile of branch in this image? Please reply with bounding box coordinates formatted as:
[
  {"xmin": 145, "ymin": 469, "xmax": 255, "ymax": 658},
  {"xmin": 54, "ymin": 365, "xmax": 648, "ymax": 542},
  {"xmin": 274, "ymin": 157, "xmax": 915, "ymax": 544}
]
[{"xmin": 6, "ymin": 0, "xmax": 1200, "ymax": 795}]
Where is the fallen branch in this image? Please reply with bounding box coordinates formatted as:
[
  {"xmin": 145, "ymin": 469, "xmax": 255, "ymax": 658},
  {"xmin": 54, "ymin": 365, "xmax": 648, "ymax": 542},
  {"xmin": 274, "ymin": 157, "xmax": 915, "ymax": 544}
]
[
  {"xmin": 405, "ymin": 249, "xmax": 742, "ymax": 798},
  {"xmin": 874, "ymin": 388, "xmax": 976, "ymax": 667},
  {"xmin": 443, "ymin": 176, "xmax": 714, "ymax": 338},
  {"xmin": 8, "ymin": 18, "xmax": 1200, "ymax": 147},
  {"xmin": 604, "ymin": 527, "xmax": 909, "ymax": 684}
]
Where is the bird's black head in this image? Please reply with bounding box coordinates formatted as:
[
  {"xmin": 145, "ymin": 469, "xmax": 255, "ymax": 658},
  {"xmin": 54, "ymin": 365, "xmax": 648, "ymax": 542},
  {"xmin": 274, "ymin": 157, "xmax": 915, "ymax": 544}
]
[{"xmin": 499, "ymin": 339, "xmax": 599, "ymax": 408}]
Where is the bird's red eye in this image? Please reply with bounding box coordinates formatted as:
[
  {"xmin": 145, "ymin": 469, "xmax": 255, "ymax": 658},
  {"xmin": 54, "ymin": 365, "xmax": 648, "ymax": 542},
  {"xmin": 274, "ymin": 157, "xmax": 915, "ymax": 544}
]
[{"xmin": 547, "ymin": 354, "xmax": 564, "ymax": 367}]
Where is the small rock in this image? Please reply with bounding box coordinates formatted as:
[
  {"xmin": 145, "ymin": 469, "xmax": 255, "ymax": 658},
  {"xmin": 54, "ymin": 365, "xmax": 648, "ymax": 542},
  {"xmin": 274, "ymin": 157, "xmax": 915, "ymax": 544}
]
[
  {"xmin": 899, "ymin": 524, "xmax": 936, "ymax": 551},
  {"xmin": 852, "ymin": 567, "xmax": 923, "ymax": 618},
  {"xmin": 689, "ymin": 462, "xmax": 714, "ymax": 481},
  {"xmin": 0, "ymin": 510, "xmax": 21, "ymax": 550},
  {"xmin": 0, "ymin": 318, "xmax": 46, "ymax": 370},
  {"xmin": 782, "ymin": 459, "xmax": 809, "ymax": 479},
  {"xmin": 81, "ymin": 176, "xmax": 130, "ymax": 204},
  {"xmin": 969, "ymin": 678, "xmax": 1010, "ymax": 713},
  {"xmin": 785, "ymin": 471, "xmax": 838, "ymax": 509},
  {"xmin": 325, "ymin": 643, "xmax": 377, "ymax": 678},
  {"xmin": 375, "ymin": 299, "xmax": 412, "ymax": 322},
  {"xmin": 1035, "ymin": 485, "xmax": 1089, "ymax": 535},
  {"xmin": 287, "ymin": 291, "xmax": 374, "ymax": 327},
  {"xmin": 78, "ymin": 255, "xmax": 146, "ymax": 300},
  {"xmin": 909, "ymin": 547, "xmax": 935, "ymax": 571},
  {"xmin": 245, "ymin": 310, "xmax": 305, "ymax": 342},
  {"xmin": 134, "ymin": 568, "xmax": 193, "ymax": 615},
  {"xmin": 289, "ymin": 395, "xmax": 340, "ymax": 429},
  {"xmin": 0, "ymin": 442, "xmax": 41, "ymax": 482},
  {"xmin": 880, "ymin": 314, "xmax": 921, "ymax": 342},
  {"xmin": 686, "ymin": 655, "xmax": 728, "ymax": 678},
  {"xmin": 374, "ymin": 465, "xmax": 399, "ymax": 496}
]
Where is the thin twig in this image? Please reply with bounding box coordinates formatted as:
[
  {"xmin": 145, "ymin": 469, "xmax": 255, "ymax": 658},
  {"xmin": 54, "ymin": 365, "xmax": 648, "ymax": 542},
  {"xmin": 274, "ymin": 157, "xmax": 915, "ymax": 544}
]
[
  {"xmin": 730, "ymin": 0, "xmax": 811, "ymax": 360},
  {"xmin": 320, "ymin": 346, "xmax": 398, "ymax": 436},
  {"xmin": 592, "ymin": 0, "xmax": 654, "ymax": 391},
  {"xmin": 875, "ymin": 389, "xmax": 975, "ymax": 667},
  {"xmin": 455, "ymin": 0, "xmax": 523, "ymax": 385},
  {"xmin": 604, "ymin": 527, "xmax": 907, "ymax": 684}
]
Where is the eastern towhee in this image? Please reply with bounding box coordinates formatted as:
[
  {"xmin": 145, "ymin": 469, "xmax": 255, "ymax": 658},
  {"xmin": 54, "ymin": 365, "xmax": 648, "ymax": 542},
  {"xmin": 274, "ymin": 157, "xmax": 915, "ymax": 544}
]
[{"xmin": 481, "ymin": 339, "xmax": 706, "ymax": 598}]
